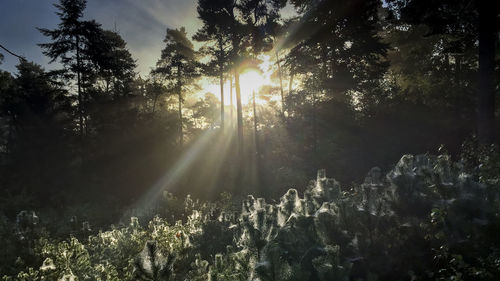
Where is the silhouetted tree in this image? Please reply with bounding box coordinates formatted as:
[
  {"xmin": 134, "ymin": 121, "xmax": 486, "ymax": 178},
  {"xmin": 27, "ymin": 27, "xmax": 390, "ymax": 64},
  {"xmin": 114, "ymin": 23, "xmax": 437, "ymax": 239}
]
[
  {"xmin": 0, "ymin": 61, "xmax": 72, "ymax": 200},
  {"xmin": 38, "ymin": 0, "xmax": 100, "ymax": 137},
  {"xmin": 194, "ymin": 0, "xmax": 235, "ymax": 130},
  {"xmin": 386, "ymin": 0, "xmax": 499, "ymax": 143},
  {"xmin": 282, "ymin": 0, "xmax": 388, "ymax": 165},
  {"xmin": 154, "ymin": 27, "xmax": 200, "ymax": 147},
  {"xmin": 87, "ymin": 30, "xmax": 137, "ymax": 97}
]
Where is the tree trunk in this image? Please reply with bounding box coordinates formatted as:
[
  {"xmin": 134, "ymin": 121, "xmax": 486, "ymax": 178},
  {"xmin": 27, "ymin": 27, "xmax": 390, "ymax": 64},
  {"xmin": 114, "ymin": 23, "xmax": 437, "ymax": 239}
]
[
  {"xmin": 152, "ymin": 94, "xmax": 158, "ymax": 114},
  {"xmin": 6, "ymin": 116, "xmax": 13, "ymax": 153},
  {"xmin": 287, "ymin": 69, "xmax": 295, "ymax": 121},
  {"xmin": 82, "ymin": 71, "xmax": 88, "ymax": 137},
  {"xmin": 253, "ymin": 90, "xmax": 258, "ymax": 156},
  {"xmin": 312, "ymin": 91, "xmax": 317, "ymax": 155},
  {"xmin": 477, "ymin": 1, "xmax": 497, "ymax": 144},
  {"xmin": 275, "ymin": 51, "xmax": 285, "ymax": 116},
  {"xmin": 178, "ymin": 92, "xmax": 183, "ymax": 147},
  {"xmin": 76, "ymin": 34, "xmax": 83, "ymax": 138},
  {"xmin": 220, "ymin": 71, "xmax": 225, "ymax": 130},
  {"xmin": 455, "ymin": 55, "xmax": 461, "ymax": 87},
  {"xmin": 253, "ymin": 90, "xmax": 263, "ymax": 191},
  {"xmin": 177, "ymin": 66, "xmax": 183, "ymax": 147},
  {"xmin": 230, "ymin": 74, "xmax": 234, "ymax": 127},
  {"xmin": 235, "ymin": 70, "xmax": 243, "ymax": 157}
]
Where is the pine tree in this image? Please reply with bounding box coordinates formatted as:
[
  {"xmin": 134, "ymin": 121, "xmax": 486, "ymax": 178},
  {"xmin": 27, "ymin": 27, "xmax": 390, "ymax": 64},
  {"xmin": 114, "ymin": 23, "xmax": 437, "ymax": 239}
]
[
  {"xmin": 386, "ymin": 0, "xmax": 499, "ymax": 143},
  {"xmin": 38, "ymin": 0, "xmax": 100, "ymax": 137},
  {"xmin": 154, "ymin": 27, "xmax": 200, "ymax": 147},
  {"xmin": 194, "ymin": 0, "xmax": 235, "ymax": 130}
]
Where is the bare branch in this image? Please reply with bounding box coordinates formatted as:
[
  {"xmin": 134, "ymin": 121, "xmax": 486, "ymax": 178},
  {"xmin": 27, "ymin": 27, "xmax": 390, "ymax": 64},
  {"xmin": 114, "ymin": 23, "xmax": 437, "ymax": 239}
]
[{"xmin": 0, "ymin": 43, "xmax": 27, "ymax": 61}]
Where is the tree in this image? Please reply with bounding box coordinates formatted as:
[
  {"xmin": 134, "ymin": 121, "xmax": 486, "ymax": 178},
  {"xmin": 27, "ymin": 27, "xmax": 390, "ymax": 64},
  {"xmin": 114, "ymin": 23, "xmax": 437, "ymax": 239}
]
[
  {"xmin": 0, "ymin": 64, "xmax": 15, "ymax": 153},
  {"xmin": 38, "ymin": 0, "xmax": 101, "ymax": 137},
  {"xmin": 193, "ymin": 0, "xmax": 245, "ymax": 154},
  {"xmin": 194, "ymin": 0, "xmax": 235, "ymax": 130},
  {"xmin": 87, "ymin": 30, "xmax": 137, "ymax": 97},
  {"xmin": 154, "ymin": 27, "xmax": 199, "ymax": 147},
  {"xmin": 386, "ymin": 0, "xmax": 499, "ymax": 143},
  {"xmin": 279, "ymin": 0, "xmax": 388, "ymax": 165},
  {"xmin": 252, "ymin": 90, "xmax": 259, "ymax": 157},
  {"xmin": 0, "ymin": 61, "xmax": 72, "ymax": 200},
  {"xmin": 477, "ymin": 0, "xmax": 499, "ymax": 143},
  {"xmin": 238, "ymin": 0, "xmax": 286, "ymax": 146},
  {"xmin": 190, "ymin": 92, "xmax": 220, "ymax": 128},
  {"xmin": 288, "ymin": 0, "xmax": 388, "ymax": 104},
  {"xmin": 197, "ymin": 0, "xmax": 284, "ymax": 157},
  {"xmin": 144, "ymin": 76, "xmax": 168, "ymax": 114}
]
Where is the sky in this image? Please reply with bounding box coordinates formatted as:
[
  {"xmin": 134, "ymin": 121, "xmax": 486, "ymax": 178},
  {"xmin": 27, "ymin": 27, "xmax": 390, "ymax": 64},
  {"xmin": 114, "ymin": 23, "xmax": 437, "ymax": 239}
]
[
  {"xmin": 0, "ymin": 0, "xmax": 297, "ymax": 104},
  {"xmin": 0, "ymin": 0, "xmax": 201, "ymax": 75}
]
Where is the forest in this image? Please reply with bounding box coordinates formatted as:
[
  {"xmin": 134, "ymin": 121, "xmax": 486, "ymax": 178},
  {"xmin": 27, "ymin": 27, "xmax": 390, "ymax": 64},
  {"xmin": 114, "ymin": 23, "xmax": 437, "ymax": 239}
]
[{"xmin": 0, "ymin": 0, "xmax": 499, "ymax": 280}]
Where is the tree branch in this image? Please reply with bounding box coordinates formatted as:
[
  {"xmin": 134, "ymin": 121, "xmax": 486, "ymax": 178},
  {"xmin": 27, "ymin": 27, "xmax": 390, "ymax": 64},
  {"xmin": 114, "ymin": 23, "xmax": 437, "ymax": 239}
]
[{"xmin": 0, "ymin": 43, "xmax": 27, "ymax": 61}]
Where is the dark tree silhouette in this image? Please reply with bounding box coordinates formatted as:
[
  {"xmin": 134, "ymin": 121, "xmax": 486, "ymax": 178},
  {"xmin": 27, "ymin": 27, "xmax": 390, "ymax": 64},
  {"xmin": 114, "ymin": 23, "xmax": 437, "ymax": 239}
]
[
  {"xmin": 194, "ymin": 0, "xmax": 235, "ymax": 130},
  {"xmin": 386, "ymin": 0, "xmax": 499, "ymax": 144},
  {"xmin": 38, "ymin": 0, "xmax": 99, "ymax": 137},
  {"xmin": 154, "ymin": 27, "xmax": 199, "ymax": 147},
  {"xmin": 86, "ymin": 30, "xmax": 136, "ymax": 97}
]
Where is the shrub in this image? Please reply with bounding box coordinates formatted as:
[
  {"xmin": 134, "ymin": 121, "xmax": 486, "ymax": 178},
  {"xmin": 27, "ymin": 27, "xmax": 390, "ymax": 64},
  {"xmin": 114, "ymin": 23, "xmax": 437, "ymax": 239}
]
[{"xmin": 2, "ymin": 153, "xmax": 499, "ymax": 280}]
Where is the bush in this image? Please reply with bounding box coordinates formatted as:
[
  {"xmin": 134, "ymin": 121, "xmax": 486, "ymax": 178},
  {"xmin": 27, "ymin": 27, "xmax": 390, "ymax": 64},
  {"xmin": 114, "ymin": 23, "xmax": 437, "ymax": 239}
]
[{"xmin": 1, "ymin": 153, "xmax": 499, "ymax": 280}]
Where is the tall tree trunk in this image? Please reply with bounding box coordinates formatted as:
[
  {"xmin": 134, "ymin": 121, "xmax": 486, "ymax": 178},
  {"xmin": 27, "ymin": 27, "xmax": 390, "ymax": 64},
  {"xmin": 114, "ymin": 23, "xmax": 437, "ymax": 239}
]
[
  {"xmin": 288, "ymin": 70, "xmax": 294, "ymax": 97},
  {"xmin": 477, "ymin": 1, "xmax": 497, "ymax": 144},
  {"xmin": 76, "ymin": 34, "xmax": 83, "ymax": 138},
  {"xmin": 6, "ymin": 116, "xmax": 13, "ymax": 153},
  {"xmin": 220, "ymin": 71, "xmax": 225, "ymax": 130},
  {"xmin": 253, "ymin": 90, "xmax": 263, "ymax": 191},
  {"xmin": 177, "ymin": 66, "xmax": 183, "ymax": 147},
  {"xmin": 455, "ymin": 55, "xmax": 461, "ymax": 86},
  {"xmin": 230, "ymin": 74, "xmax": 234, "ymax": 127},
  {"xmin": 312, "ymin": 91, "xmax": 317, "ymax": 155},
  {"xmin": 275, "ymin": 51, "xmax": 285, "ymax": 116},
  {"xmin": 152, "ymin": 94, "xmax": 158, "ymax": 114},
  {"xmin": 82, "ymin": 71, "xmax": 88, "ymax": 137},
  {"xmin": 178, "ymin": 92, "xmax": 183, "ymax": 147},
  {"xmin": 235, "ymin": 70, "xmax": 243, "ymax": 157},
  {"xmin": 253, "ymin": 90, "xmax": 258, "ymax": 156},
  {"xmin": 287, "ymin": 69, "xmax": 295, "ymax": 122}
]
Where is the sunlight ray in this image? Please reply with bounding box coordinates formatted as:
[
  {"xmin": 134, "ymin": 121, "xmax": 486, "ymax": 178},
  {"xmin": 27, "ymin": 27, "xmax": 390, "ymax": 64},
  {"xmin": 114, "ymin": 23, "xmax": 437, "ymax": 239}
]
[
  {"xmin": 190, "ymin": 126, "xmax": 237, "ymax": 195},
  {"xmin": 125, "ymin": 127, "xmax": 221, "ymax": 218}
]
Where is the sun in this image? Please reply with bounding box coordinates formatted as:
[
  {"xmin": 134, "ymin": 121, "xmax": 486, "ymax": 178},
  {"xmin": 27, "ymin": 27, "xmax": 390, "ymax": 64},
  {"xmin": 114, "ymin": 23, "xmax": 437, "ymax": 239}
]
[
  {"xmin": 197, "ymin": 55, "xmax": 272, "ymax": 105},
  {"xmin": 238, "ymin": 70, "xmax": 267, "ymax": 104}
]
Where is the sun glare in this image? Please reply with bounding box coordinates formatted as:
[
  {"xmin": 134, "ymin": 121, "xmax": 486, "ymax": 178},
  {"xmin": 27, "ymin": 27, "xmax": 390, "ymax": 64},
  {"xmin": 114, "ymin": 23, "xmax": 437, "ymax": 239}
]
[
  {"xmin": 199, "ymin": 56, "xmax": 272, "ymax": 106},
  {"xmin": 239, "ymin": 70, "xmax": 267, "ymax": 104}
]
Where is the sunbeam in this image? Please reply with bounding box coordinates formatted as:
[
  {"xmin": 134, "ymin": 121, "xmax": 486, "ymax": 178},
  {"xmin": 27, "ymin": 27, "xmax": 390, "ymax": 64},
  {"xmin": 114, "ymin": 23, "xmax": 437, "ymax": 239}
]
[
  {"xmin": 125, "ymin": 127, "xmax": 221, "ymax": 218},
  {"xmin": 186, "ymin": 132, "xmax": 236, "ymax": 197}
]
